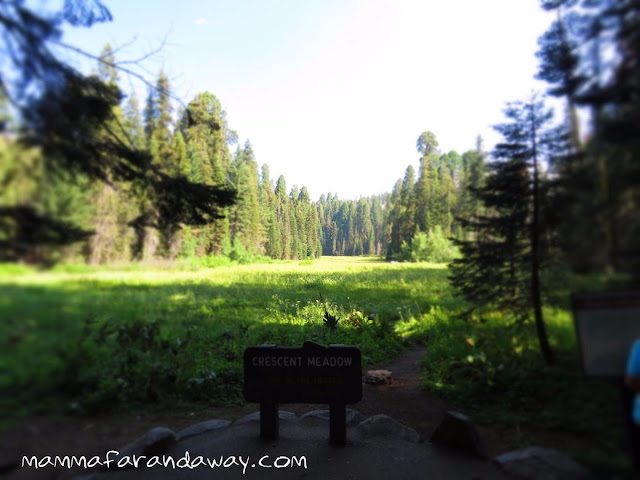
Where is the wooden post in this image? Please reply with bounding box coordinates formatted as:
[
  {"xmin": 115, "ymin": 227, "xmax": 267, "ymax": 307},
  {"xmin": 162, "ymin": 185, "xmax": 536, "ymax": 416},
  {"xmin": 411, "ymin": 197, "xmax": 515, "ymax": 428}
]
[
  {"xmin": 244, "ymin": 343, "xmax": 362, "ymax": 444},
  {"xmin": 329, "ymin": 402, "xmax": 346, "ymax": 445},
  {"xmin": 260, "ymin": 401, "xmax": 278, "ymax": 439}
]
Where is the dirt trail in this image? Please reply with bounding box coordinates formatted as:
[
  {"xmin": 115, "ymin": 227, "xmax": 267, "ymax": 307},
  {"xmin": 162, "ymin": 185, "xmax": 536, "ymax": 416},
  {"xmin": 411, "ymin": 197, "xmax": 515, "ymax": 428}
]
[{"xmin": 356, "ymin": 342, "xmax": 447, "ymax": 437}]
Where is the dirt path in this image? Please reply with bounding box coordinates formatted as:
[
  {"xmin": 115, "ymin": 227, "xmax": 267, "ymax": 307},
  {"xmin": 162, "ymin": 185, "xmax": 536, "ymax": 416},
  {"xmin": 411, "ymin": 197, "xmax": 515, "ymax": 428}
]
[{"xmin": 356, "ymin": 342, "xmax": 447, "ymax": 437}]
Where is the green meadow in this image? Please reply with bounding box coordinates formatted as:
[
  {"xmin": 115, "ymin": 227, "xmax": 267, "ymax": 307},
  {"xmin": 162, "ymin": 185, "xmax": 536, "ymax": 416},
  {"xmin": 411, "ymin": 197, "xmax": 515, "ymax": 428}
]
[{"xmin": 0, "ymin": 257, "xmax": 625, "ymax": 469}]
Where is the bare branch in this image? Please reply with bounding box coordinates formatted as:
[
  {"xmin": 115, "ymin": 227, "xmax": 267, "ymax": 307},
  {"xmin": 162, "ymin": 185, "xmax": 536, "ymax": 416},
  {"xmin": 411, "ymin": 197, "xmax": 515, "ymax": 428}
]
[{"xmin": 53, "ymin": 37, "xmax": 187, "ymax": 108}]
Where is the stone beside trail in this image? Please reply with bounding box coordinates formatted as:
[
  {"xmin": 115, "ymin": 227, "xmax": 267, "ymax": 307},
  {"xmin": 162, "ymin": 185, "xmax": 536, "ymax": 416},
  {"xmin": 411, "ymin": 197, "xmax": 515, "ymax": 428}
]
[
  {"xmin": 75, "ymin": 410, "xmax": 512, "ymax": 480},
  {"xmin": 70, "ymin": 410, "xmax": 592, "ymax": 480},
  {"xmin": 364, "ymin": 369, "xmax": 393, "ymax": 385}
]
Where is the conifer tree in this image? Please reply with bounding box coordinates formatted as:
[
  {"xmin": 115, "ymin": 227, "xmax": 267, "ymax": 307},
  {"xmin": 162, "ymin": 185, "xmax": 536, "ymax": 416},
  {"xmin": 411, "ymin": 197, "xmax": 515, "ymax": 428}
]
[
  {"xmin": 181, "ymin": 92, "xmax": 234, "ymax": 254},
  {"xmin": 123, "ymin": 92, "xmax": 145, "ymax": 150},
  {"xmin": 386, "ymin": 179, "xmax": 403, "ymax": 259},
  {"xmin": 229, "ymin": 140, "xmax": 261, "ymax": 251},
  {"xmin": 275, "ymin": 175, "xmax": 291, "ymax": 259},
  {"xmin": 449, "ymin": 98, "xmax": 556, "ymax": 364},
  {"xmin": 259, "ymin": 164, "xmax": 277, "ymax": 256},
  {"xmin": 399, "ymin": 165, "xmax": 416, "ymax": 248}
]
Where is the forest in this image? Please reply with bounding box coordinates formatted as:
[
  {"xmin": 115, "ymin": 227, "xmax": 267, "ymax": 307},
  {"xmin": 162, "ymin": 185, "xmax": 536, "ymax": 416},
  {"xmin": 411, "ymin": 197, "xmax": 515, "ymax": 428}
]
[{"xmin": 1, "ymin": 53, "xmax": 484, "ymax": 265}]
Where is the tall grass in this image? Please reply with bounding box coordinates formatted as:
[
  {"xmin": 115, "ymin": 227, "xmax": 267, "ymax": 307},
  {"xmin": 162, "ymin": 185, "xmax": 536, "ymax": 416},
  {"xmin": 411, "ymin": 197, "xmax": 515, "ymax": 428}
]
[{"xmin": 0, "ymin": 257, "xmax": 441, "ymax": 417}]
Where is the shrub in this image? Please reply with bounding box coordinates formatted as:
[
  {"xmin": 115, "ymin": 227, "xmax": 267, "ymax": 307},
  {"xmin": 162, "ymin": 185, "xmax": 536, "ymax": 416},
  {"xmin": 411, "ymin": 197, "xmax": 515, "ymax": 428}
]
[{"xmin": 401, "ymin": 226, "xmax": 458, "ymax": 263}]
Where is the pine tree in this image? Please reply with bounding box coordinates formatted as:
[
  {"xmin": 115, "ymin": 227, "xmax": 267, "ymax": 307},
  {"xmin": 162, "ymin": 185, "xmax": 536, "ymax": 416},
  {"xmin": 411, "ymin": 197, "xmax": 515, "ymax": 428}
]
[
  {"xmin": 181, "ymin": 92, "xmax": 234, "ymax": 254},
  {"xmin": 449, "ymin": 97, "xmax": 556, "ymax": 364},
  {"xmin": 229, "ymin": 141, "xmax": 261, "ymax": 252},
  {"xmin": 371, "ymin": 196, "xmax": 385, "ymax": 255},
  {"xmin": 457, "ymin": 139, "xmax": 487, "ymax": 241},
  {"xmin": 259, "ymin": 164, "xmax": 277, "ymax": 256},
  {"xmin": 123, "ymin": 92, "xmax": 145, "ymax": 149},
  {"xmin": 386, "ymin": 179, "xmax": 403, "ymax": 259},
  {"xmin": 535, "ymin": 2, "xmax": 582, "ymax": 147},
  {"xmin": 275, "ymin": 175, "xmax": 291, "ymax": 259},
  {"xmin": 398, "ymin": 165, "xmax": 416, "ymax": 249}
]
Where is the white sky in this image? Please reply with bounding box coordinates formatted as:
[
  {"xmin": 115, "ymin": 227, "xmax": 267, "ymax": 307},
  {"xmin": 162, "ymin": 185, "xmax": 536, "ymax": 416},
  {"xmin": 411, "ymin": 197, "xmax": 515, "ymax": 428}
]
[{"xmin": 62, "ymin": 0, "xmax": 554, "ymax": 200}]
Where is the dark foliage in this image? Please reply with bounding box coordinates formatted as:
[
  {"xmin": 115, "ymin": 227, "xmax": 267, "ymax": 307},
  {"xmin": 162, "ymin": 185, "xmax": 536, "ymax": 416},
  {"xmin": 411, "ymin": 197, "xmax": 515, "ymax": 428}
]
[
  {"xmin": 0, "ymin": 205, "xmax": 93, "ymax": 261},
  {"xmin": 0, "ymin": 1, "xmax": 236, "ymax": 261},
  {"xmin": 538, "ymin": 0, "xmax": 640, "ymax": 281}
]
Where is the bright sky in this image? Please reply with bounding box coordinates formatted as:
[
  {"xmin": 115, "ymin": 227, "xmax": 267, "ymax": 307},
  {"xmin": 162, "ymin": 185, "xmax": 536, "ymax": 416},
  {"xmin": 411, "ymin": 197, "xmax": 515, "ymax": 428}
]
[{"xmin": 61, "ymin": 0, "xmax": 553, "ymax": 200}]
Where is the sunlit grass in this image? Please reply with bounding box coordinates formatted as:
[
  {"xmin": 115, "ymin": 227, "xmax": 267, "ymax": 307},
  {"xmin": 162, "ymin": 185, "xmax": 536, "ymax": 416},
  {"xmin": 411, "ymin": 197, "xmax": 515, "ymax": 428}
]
[{"xmin": 0, "ymin": 257, "xmax": 449, "ymax": 417}]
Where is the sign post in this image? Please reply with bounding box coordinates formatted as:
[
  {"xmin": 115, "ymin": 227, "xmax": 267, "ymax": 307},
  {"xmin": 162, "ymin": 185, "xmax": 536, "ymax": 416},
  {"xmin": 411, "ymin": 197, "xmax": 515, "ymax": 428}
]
[
  {"xmin": 573, "ymin": 291, "xmax": 640, "ymax": 378},
  {"xmin": 243, "ymin": 341, "xmax": 362, "ymax": 444},
  {"xmin": 573, "ymin": 290, "xmax": 640, "ymax": 469}
]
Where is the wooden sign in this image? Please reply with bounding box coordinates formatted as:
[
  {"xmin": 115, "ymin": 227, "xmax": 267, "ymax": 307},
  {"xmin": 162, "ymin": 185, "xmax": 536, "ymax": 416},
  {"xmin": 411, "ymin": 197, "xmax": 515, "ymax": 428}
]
[
  {"xmin": 572, "ymin": 291, "xmax": 640, "ymax": 377},
  {"xmin": 243, "ymin": 341, "xmax": 362, "ymax": 444}
]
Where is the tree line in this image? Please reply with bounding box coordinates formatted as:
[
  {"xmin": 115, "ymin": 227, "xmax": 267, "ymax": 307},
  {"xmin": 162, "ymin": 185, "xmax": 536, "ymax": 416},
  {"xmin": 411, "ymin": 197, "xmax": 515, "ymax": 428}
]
[{"xmin": 1, "ymin": 44, "xmax": 486, "ymax": 264}]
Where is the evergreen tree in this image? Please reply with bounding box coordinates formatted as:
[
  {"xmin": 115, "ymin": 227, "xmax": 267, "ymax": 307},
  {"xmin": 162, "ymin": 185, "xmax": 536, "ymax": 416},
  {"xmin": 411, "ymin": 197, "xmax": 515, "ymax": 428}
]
[
  {"xmin": 123, "ymin": 92, "xmax": 145, "ymax": 149},
  {"xmin": 275, "ymin": 175, "xmax": 291, "ymax": 259},
  {"xmin": 371, "ymin": 196, "xmax": 385, "ymax": 255},
  {"xmin": 229, "ymin": 140, "xmax": 261, "ymax": 251},
  {"xmin": 181, "ymin": 92, "xmax": 234, "ymax": 254},
  {"xmin": 86, "ymin": 45, "xmax": 138, "ymax": 264},
  {"xmin": 457, "ymin": 138, "xmax": 487, "ymax": 241},
  {"xmin": 386, "ymin": 179, "xmax": 403, "ymax": 259},
  {"xmin": 259, "ymin": 164, "xmax": 277, "ymax": 256},
  {"xmin": 97, "ymin": 43, "xmax": 118, "ymax": 86},
  {"xmin": 449, "ymin": 98, "xmax": 556, "ymax": 364},
  {"xmin": 535, "ymin": 3, "xmax": 582, "ymax": 147},
  {"xmin": 415, "ymin": 150, "xmax": 436, "ymax": 233},
  {"xmin": 399, "ymin": 165, "xmax": 416, "ymax": 248}
]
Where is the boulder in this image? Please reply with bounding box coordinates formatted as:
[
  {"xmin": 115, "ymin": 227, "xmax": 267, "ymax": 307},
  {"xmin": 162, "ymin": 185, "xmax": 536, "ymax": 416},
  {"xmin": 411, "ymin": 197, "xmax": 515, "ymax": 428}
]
[
  {"xmin": 494, "ymin": 446, "xmax": 592, "ymax": 479},
  {"xmin": 176, "ymin": 419, "xmax": 230, "ymax": 441},
  {"xmin": 355, "ymin": 414, "xmax": 420, "ymax": 443},
  {"xmin": 365, "ymin": 369, "xmax": 393, "ymax": 385},
  {"xmin": 300, "ymin": 408, "xmax": 365, "ymax": 426},
  {"xmin": 233, "ymin": 410, "xmax": 297, "ymax": 425},
  {"xmin": 429, "ymin": 411, "xmax": 487, "ymax": 458}
]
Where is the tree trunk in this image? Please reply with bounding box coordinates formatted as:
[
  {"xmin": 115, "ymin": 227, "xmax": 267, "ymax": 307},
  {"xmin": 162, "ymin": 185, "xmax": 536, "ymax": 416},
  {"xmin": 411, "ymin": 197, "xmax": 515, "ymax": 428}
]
[{"xmin": 531, "ymin": 103, "xmax": 555, "ymax": 365}]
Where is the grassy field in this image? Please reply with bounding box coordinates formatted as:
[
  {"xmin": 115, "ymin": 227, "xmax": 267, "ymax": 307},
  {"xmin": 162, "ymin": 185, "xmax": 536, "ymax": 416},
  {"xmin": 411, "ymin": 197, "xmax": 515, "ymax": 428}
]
[
  {"xmin": 0, "ymin": 256, "xmax": 629, "ymax": 471},
  {"xmin": 0, "ymin": 257, "xmax": 440, "ymax": 415}
]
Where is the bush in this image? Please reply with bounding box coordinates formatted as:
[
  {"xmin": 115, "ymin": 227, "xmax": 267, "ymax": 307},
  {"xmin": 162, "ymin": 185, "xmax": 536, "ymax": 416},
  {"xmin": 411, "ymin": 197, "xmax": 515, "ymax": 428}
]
[
  {"xmin": 179, "ymin": 227, "xmax": 198, "ymax": 259},
  {"xmin": 401, "ymin": 226, "xmax": 458, "ymax": 263}
]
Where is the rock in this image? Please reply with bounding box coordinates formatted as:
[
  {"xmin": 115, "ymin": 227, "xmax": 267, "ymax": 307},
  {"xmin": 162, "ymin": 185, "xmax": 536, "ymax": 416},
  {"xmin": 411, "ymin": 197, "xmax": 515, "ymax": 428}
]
[
  {"xmin": 494, "ymin": 446, "xmax": 592, "ymax": 479},
  {"xmin": 365, "ymin": 369, "xmax": 392, "ymax": 385},
  {"xmin": 103, "ymin": 427, "xmax": 176, "ymax": 470},
  {"xmin": 355, "ymin": 414, "xmax": 420, "ymax": 443},
  {"xmin": 176, "ymin": 419, "xmax": 230, "ymax": 441},
  {"xmin": 234, "ymin": 410, "xmax": 297, "ymax": 425},
  {"xmin": 300, "ymin": 408, "xmax": 366, "ymax": 426},
  {"xmin": 430, "ymin": 411, "xmax": 487, "ymax": 458}
]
